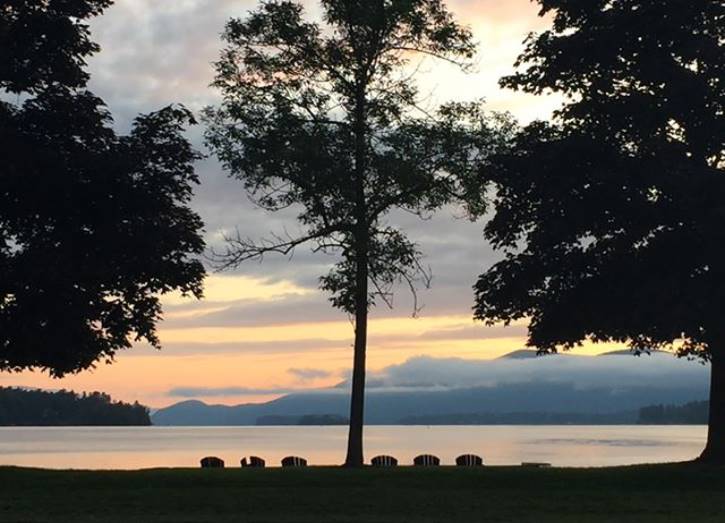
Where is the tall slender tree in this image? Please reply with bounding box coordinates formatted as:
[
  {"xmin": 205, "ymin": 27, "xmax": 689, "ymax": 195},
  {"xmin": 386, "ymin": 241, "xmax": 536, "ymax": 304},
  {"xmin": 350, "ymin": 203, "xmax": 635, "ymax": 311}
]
[
  {"xmin": 473, "ymin": 1, "xmax": 724, "ymax": 462},
  {"xmin": 1, "ymin": 0, "xmax": 206, "ymax": 376},
  {"xmin": 205, "ymin": 0, "xmax": 509, "ymax": 466}
]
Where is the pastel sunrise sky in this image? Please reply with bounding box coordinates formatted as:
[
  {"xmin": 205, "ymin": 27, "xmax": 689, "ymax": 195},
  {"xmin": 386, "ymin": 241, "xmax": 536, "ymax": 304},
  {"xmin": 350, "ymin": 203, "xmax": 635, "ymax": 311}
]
[{"xmin": 0, "ymin": 0, "xmax": 622, "ymax": 407}]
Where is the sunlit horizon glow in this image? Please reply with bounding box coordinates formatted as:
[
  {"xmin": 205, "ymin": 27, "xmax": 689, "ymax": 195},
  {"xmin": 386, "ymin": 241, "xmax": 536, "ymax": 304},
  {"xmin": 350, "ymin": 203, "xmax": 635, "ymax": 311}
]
[{"xmin": 0, "ymin": 0, "xmax": 625, "ymax": 409}]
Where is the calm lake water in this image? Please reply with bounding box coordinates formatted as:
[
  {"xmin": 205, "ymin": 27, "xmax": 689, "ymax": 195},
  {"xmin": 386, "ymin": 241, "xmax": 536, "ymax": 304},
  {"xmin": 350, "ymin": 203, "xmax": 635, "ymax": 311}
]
[{"xmin": 0, "ymin": 425, "xmax": 707, "ymax": 470}]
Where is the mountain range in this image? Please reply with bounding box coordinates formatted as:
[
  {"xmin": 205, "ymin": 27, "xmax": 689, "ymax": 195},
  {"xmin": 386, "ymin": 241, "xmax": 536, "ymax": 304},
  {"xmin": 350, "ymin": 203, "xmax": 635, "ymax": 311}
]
[{"xmin": 152, "ymin": 350, "xmax": 710, "ymax": 426}]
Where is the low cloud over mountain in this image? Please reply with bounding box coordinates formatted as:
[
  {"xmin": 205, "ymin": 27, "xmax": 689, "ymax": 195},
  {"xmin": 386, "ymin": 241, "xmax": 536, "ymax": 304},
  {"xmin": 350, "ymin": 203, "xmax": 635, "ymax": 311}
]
[
  {"xmin": 154, "ymin": 351, "xmax": 709, "ymax": 425},
  {"xmin": 362, "ymin": 351, "xmax": 708, "ymax": 392}
]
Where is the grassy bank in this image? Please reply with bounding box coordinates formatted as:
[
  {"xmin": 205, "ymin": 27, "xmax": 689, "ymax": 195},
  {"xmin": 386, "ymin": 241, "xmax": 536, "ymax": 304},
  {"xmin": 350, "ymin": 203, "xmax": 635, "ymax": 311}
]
[{"xmin": 1, "ymin": 464, "xmax": 724, "ymax": 522}]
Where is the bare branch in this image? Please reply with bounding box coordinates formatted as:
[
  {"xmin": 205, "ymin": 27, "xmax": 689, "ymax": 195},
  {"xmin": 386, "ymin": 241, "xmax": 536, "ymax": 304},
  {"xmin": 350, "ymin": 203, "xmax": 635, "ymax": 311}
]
[
  {"xmin": 385, "ymin": 46, "xmax": 473, "ymax": 70},
  {"xmin": 207, "ymin": 225, "xmax": 347, "ymax": 271}
]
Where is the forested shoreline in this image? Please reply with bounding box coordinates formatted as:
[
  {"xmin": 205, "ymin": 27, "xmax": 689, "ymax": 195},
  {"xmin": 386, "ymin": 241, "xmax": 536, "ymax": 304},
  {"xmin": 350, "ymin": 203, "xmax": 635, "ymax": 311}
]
[
  {"xmin": 0, "ymin": 388, "xmax": 151, "ymax": 426},
  {"xmin": 638, "ymin": 401, "xmax": 709, "ymax": 425}
]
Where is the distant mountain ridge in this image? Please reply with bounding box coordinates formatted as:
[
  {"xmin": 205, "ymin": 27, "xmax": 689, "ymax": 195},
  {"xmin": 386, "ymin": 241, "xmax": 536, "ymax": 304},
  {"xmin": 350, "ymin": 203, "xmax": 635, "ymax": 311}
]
[
  {"xmin": 152, "ymin": 384, "xmax": 706, "ymax": 426},
  {"xmin": 497, "ymin": 349, "xmax": 545, "ymax": 360},
  {"xmin": 152, "ymin": 350, "xmax": 709, "ymax": 426}
]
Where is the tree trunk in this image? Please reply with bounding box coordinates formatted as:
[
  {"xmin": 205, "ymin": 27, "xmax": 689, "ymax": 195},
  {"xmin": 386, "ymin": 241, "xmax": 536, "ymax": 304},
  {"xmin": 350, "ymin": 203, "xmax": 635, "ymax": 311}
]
[
  {"xmin": 344, "ymin": 250, "xmax": 368, "ymax": 467},
  {"xmin": 344, "ymin": 77, "xmax": 369, "ymax": 468},
  {"xmin": 700, "ymin": 350, "xmax": 725, "ymax": 464}
]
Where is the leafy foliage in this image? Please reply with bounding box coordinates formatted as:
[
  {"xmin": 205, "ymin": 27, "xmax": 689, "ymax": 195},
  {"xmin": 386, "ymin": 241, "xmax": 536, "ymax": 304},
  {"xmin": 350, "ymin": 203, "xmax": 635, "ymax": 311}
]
[
  {"xmin": 474, "ymin": 0, "xmax": 724, "ymax": 358},
  {"xmin": 205, "ymin": 0, "xmax": 509, "ymax": 313},
  {"xmin": 0, "ymin": 0, "xmax": 113, "ymax": 94},
  {"xmin": 0, "ymin": 0, "xmax": 205, "ymax": 376},
  {"xmin": 0, "ymin": 386, "xmax": 151, "ymax": 426}
]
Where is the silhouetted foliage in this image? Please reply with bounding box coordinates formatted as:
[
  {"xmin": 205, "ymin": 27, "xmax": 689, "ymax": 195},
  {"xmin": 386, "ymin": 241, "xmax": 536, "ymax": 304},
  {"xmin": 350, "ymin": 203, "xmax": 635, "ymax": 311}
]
[
  {"xmin": 638, "ymin": 401, "xmax": 708, "ymax": 425},
  {"xmin": 205, "ymin": 0, "xmax": 511, "ymax": 466},
  {"xmin": 256, "ymin": 414, "xmax": 349, "ymax": 426},
  {"xmin": 398, "ymin": 411, "xmax": 639, "ymax": 425},
  {"xmin": 473, "ymin": 1, "xmax": 724, "ymax": 462},
  {"xmin": 0, "ymin": 0, "xmax": 113, "ymax": 94},
  {"xmin": 0, "ymin": 387, "xmax": 150, "ymax": 426},
  {"xmin": 0, "ymin": 1, "xmax": 205, "ymax": 376}
]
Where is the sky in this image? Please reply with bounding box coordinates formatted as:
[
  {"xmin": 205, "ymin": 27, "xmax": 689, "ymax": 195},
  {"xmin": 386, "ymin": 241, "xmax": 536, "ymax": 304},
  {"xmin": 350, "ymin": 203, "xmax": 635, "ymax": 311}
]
[{"xmin": 0, "ymin": 0, "xmax": 636, "ymax": 408}]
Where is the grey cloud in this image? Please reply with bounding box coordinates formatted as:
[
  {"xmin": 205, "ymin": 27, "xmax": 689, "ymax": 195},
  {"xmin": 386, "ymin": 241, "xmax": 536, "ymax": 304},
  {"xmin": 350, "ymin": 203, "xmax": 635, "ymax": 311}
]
[
  {"xmin": 168, "ymin": 386, "xmax": 299, "ymax": 397},
  {"xmin": 137, "ymin": 338, "xmax": 348, "ymax": 356},
  {"xmin": 413, "ymin": 324, "xmax": 528, "ymax": 342},
  {"xmin": 365, "ymin": 352, "xmax": 709, "ymax": 392},
  {"xmin": 287, "ymin": 368, "xmax": 333, "ymax": 381},
  {"xmin": 160, "ymin": 293, "xmax": 344, "ymax": 330},
  {"xmin": 163, "ymin": 352, "xmax": 709, "ymax": 403},
  {"xmin": 158, "ymin": 276, "xmax": 501, "ymax": 332}
]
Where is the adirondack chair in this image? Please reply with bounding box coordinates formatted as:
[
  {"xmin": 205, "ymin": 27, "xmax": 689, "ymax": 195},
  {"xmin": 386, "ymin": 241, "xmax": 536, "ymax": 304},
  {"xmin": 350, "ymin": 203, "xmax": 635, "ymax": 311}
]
[
  {"xmin": 200, "ymin": 456, "xmax": 225, "ymax": 468},
  {"xmin": 281, "ymin": 456, "xmax": 308, "ymax": 467},
  {"xmin": 456, "ymin": 454, "xmax": 484, "ymax": 467},
  {"xmin": 413, "ymin": 454, "xmax": 440, "ymax": 466},
  {"xmin": 241, "ymin": 456, "xmax": 266, "ymax": 468},
  {"xmin": 370, "ymin": 455, "xmax": 398, "ymax": 467}
]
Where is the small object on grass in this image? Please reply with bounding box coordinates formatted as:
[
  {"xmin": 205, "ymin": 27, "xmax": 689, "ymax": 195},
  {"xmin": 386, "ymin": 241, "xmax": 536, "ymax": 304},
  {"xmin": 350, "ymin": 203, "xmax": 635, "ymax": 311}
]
[
  {"xmin": 200, "ymin": 456, "xmax": 225, "ymax": 468},
  {"xmin": 371, "ymin": 455, "xmax": 398, "ymax": 467},
  {"xmin": 281, "ymin": 456, "xmax": 308, "ymax": 467},
  {"xmin": 413, "ymin": 454, "xmax": 441, "ymax": 467},
  {"xmin": 456, "ymin": 454, "xmax": 484, "ymax": 467},
  {"xmin": 521, "ymin": 462, "xmax": 551, "ymax": 468},
  {"xmin": 241, "ymin": 456, "xmax": 266, "ymax": 468}
]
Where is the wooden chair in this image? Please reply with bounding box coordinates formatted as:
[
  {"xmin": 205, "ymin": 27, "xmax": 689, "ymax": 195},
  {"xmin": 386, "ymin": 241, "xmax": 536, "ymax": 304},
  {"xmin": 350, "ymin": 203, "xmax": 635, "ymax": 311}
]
[
  {"xmin": 241, "ymin": 456, "xmax": 266, "ymax": 468},
  {"xmin": 371, "ymin": 455, "xmax": 398, "ymax": 467},
  {"xmin": 200, "ymin": 456, "xmax": 225, "ymax": 468},
  {"xmin": 456, "ymin": 454, "xmax": 484, "ymax": 467},
  {"xmin": 281, "ymin": 456, "xmax": 308, "ymax": 467},
  {"xmin": 413, "ymin": 454, "xmax": 440, "ymax": 466}
]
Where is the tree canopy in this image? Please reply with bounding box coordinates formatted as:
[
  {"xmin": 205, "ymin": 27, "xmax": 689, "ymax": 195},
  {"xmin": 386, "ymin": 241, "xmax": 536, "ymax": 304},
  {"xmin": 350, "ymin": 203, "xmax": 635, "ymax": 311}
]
[
  {"xmin": 474, "ymin": 0, "xmax": 724, "ymax": 461},
  {"xmin": 0, "ymin": 387, "xmax": 151, "ymax": 426},
  {"xmin": 0, "ymin": 0, "xmax": 113, "ymax": 94},
  {"xmin": 205, "ymin": 0, "xmax": 510, "ymax": 466},
  {"xmin": 0, "ymin": 0, "xmax": 206, "ymax": 377}
]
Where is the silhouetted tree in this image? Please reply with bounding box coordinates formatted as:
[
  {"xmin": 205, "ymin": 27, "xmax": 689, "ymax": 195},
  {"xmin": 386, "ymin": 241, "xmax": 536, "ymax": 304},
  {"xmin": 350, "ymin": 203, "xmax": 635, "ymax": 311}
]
[
  {"xmin": 0, "ymin": 387, "xmax": 151, "ymax": 426},
  {"xmin": 473, "ymin": 2, "xmax": 724, "ymax": 462},
  {"xmin": 0, "ymin": 1, "xmax": 205, "ymax": 376},
  {"xmin": 639, "ymin": 401, "xmax": 709, "ymax": 425},
  {"xmin": 0, "ymin": 0, "xmax": 112, "ymax": 94},
  {"xmin": 205, "ymin": 0, "xmax": 510, "ymax": 466}
]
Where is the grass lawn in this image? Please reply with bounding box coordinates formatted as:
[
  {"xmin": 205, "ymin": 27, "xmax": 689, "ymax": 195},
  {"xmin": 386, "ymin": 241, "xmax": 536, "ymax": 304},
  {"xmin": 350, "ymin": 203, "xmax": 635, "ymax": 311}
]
[{"xmin": 1, "ymin": 464, "xmax": 724, "ymax": 522}]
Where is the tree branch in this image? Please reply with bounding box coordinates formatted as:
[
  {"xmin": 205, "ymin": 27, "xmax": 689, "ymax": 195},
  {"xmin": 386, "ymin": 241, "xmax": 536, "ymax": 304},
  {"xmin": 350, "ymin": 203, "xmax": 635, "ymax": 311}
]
[{"xmin": 208, "ymin": 225, "xmax": 347, "ymax": 271}]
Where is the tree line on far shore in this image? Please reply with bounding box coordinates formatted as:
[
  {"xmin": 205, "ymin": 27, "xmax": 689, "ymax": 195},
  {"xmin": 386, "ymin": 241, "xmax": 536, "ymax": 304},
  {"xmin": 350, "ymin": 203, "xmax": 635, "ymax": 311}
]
[
  {"xmin": 258, "ymin": 405, "xmax": 710, "ymax": 426},
  {"xmin": 638, "ymin": 401, "xmax": 709, "ymax": 426},
  {"xmin": 0, "ymin": 387, "xmax": 705, "ymax": 426},
  {"xmin": 0, "ymin": 387, "xmax": 150, "ymax": 426}
]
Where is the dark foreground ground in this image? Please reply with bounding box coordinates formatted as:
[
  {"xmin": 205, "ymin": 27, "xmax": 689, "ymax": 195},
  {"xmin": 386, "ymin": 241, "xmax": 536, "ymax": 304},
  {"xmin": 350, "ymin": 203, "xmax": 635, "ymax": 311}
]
[{"xmin": 1, "ymin": 464, "xmax": 724, "ymax": 522}]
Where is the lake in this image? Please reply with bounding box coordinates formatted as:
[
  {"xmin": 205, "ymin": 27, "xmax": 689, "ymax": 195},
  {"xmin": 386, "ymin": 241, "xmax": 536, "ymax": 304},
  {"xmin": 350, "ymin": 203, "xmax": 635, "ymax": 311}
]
[{"xmin": 0, "ymin": 425, "xmax": 707, "ymax": 470}]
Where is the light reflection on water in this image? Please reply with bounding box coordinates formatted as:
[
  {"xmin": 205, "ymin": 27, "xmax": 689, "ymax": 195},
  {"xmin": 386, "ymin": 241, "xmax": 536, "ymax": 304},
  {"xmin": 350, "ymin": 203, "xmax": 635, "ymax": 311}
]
[{"xmin": 0, "ymin": 425, "xmax": 707, "ymax": 470}]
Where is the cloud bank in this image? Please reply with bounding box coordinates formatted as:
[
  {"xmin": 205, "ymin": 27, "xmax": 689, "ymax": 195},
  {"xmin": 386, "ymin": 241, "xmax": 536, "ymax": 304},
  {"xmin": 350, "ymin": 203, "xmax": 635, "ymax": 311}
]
[{"xmin": 166, "ymin": 351, "xmax": 709, "ymax": 399}]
